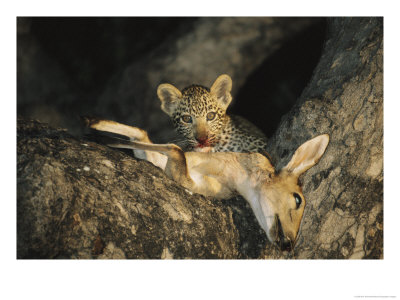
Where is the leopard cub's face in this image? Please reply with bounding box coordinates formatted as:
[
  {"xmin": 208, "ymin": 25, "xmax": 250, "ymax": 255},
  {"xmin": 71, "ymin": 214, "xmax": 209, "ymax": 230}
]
[
  {"xmin": 172, "ymin": 85, "xmax": 227, "ymax": 149},
  {"xmin": 157, "ymin": 75, "xmax": 233, "ymax": 151}
]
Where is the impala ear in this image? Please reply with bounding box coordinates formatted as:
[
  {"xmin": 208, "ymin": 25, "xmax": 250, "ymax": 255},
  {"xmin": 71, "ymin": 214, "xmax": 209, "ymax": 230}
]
[
  {"xmin": 283, "ymin": 134, "xmax": 330, "ymax": 177},
  {"xmin": 210, "ymin": 74, "xmax": 232, "ymax": 110},
  {"xmin": 157, "ymin": 83, "xmax": 182, "ymax": 116}
]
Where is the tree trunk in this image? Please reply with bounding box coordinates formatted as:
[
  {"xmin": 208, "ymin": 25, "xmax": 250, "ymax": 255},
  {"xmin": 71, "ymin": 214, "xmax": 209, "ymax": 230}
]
[
  {"xmin": 17, "ymin": 118, "xmax": 243, "ymax": 259},
  {"xmin": 266, "ymin": 17, "xmax": 383, "ymax": 259},
  {"xmin": 96, "ymin": 17, "xmax": 319, "ymax": 143},
  {"xmin": 17, "ymin": 17, "xmax": 383, "ymax": 259},
  {"xmin": 17, "ymin": 17, "xmax": 317, "ymax": 139}
]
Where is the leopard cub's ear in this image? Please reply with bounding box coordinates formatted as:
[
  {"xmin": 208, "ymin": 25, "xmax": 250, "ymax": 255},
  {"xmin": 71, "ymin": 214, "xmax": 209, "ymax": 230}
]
[
  {"xmin": 210, "ymin": 74, "xmax": 232, "ymax": 110},
  {"xmin": 157, "ymin": 83, "xmax": 183, "ymax": 116}
]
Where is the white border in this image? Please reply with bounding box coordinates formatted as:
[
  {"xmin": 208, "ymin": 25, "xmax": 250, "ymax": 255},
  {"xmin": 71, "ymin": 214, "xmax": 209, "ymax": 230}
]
[{"xmin": 3, "ymin": 1, "xmax": 399, "ymax": 299}]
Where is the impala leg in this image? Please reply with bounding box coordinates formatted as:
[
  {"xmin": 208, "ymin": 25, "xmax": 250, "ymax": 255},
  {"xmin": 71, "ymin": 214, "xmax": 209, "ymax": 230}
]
[
  {"xmin": 108, "ymin": 140, "xmax": 195, "ymax": 189},
  {"xmin": 82, "ymin": 117, "xmax": 152, "ymax": 143},
  {"xmin": 82, "ymin": 117, "xmax": 167, "ymax": 170}
]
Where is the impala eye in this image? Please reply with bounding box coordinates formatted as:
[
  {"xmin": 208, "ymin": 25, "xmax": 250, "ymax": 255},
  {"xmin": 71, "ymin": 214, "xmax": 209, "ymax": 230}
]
[
  {"xmin": 182, "ymin": 115, "xmax": 192, "ymax": 123},
  {"xmin": 294, "ymin": 193, "xmax": 302, "ymax": 209},
  {"xmin": 206, "ymin": 112, "xmax": 216, "ymax": 121}
]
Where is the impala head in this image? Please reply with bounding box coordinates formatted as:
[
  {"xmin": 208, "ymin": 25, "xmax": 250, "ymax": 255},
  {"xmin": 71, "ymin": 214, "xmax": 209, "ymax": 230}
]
[
  {"xmin": 157, "ymin": 74, "xmax": 232, "ymax": 149},
  {"xmin": 257, "ymin": 134, "xmax": 330, "ymax": 251}
]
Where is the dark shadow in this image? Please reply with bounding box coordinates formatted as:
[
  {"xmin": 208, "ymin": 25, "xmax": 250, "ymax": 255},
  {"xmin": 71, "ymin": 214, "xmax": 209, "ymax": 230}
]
[
  {"xmin": 222, "ymin": 196, "xmax": 268, "ymax": 258},
  {"xmin": 231, "ymin": 19, "xmax": 327, "ymax": 137},
  {"xmin": 28, "ymin": 17, "xmax": 198, "ymax": 96}
]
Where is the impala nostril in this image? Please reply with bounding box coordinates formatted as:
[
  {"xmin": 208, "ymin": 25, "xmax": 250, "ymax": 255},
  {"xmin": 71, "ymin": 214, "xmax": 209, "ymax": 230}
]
[
  {"xmin": 280, "ymin": 239, "xmax": 292, "ymax": 252},
  {"xmin": 275, "ymin": 217, "xmax": 293, "ymax": 251}
]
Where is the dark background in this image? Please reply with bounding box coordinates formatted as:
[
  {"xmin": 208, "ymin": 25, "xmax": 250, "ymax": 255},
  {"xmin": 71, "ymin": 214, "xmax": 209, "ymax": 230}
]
[{"xmin": 17, "ymin": 17, "xmax": 326, "ymax": 139}]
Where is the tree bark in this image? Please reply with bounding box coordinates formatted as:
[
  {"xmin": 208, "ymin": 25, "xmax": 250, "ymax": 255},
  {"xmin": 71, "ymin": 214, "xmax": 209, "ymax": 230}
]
[
  {"xmin": 17, "ymin": 118, "xmax": 242, "ymax": 259},
  {"xmin": 266, "ymin": 17, "xmax": 383, "ymax": 259},
  {"xmin": 17, "ymin": 17, "xmax": 383, "ymax": 259}
]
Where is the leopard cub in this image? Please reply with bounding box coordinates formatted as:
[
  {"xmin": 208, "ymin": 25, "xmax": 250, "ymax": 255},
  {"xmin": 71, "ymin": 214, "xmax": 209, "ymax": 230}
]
[{"xmin": 157, "ymin": 74, "xmax": 268, "ymax": 153}]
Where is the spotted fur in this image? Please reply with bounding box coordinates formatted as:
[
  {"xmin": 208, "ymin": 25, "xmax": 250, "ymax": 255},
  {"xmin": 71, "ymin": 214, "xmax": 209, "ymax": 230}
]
[{"xmin": 157, "ymin": 74, "xmax": 268, "ymax": 153}]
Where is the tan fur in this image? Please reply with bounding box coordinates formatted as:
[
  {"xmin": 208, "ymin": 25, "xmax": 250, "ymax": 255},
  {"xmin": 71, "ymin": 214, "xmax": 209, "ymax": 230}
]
[
  {"xmin": 210, "ymin": 74, "xmax": 233, "ymax": 109},
  {"xmin": 156, "ymin": 74, "xmax": 268, "ymax": 153},
  {"xmin": 84, "ymin": 118, "xmax": 167, "ymax": 170},
  {"xmin": 86, "ymin": 117, "xmax": 329, "ymax": 251}
]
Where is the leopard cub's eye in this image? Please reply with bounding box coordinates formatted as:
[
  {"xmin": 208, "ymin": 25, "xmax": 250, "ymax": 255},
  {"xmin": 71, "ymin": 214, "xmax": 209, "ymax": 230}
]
[
  {"xmin": 181, "ymin": 115, "xmax": 192, "ymax": 123},
  {"xmin": 206, "ymin": 112, "xmax": 216, "ymax": 121}
]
